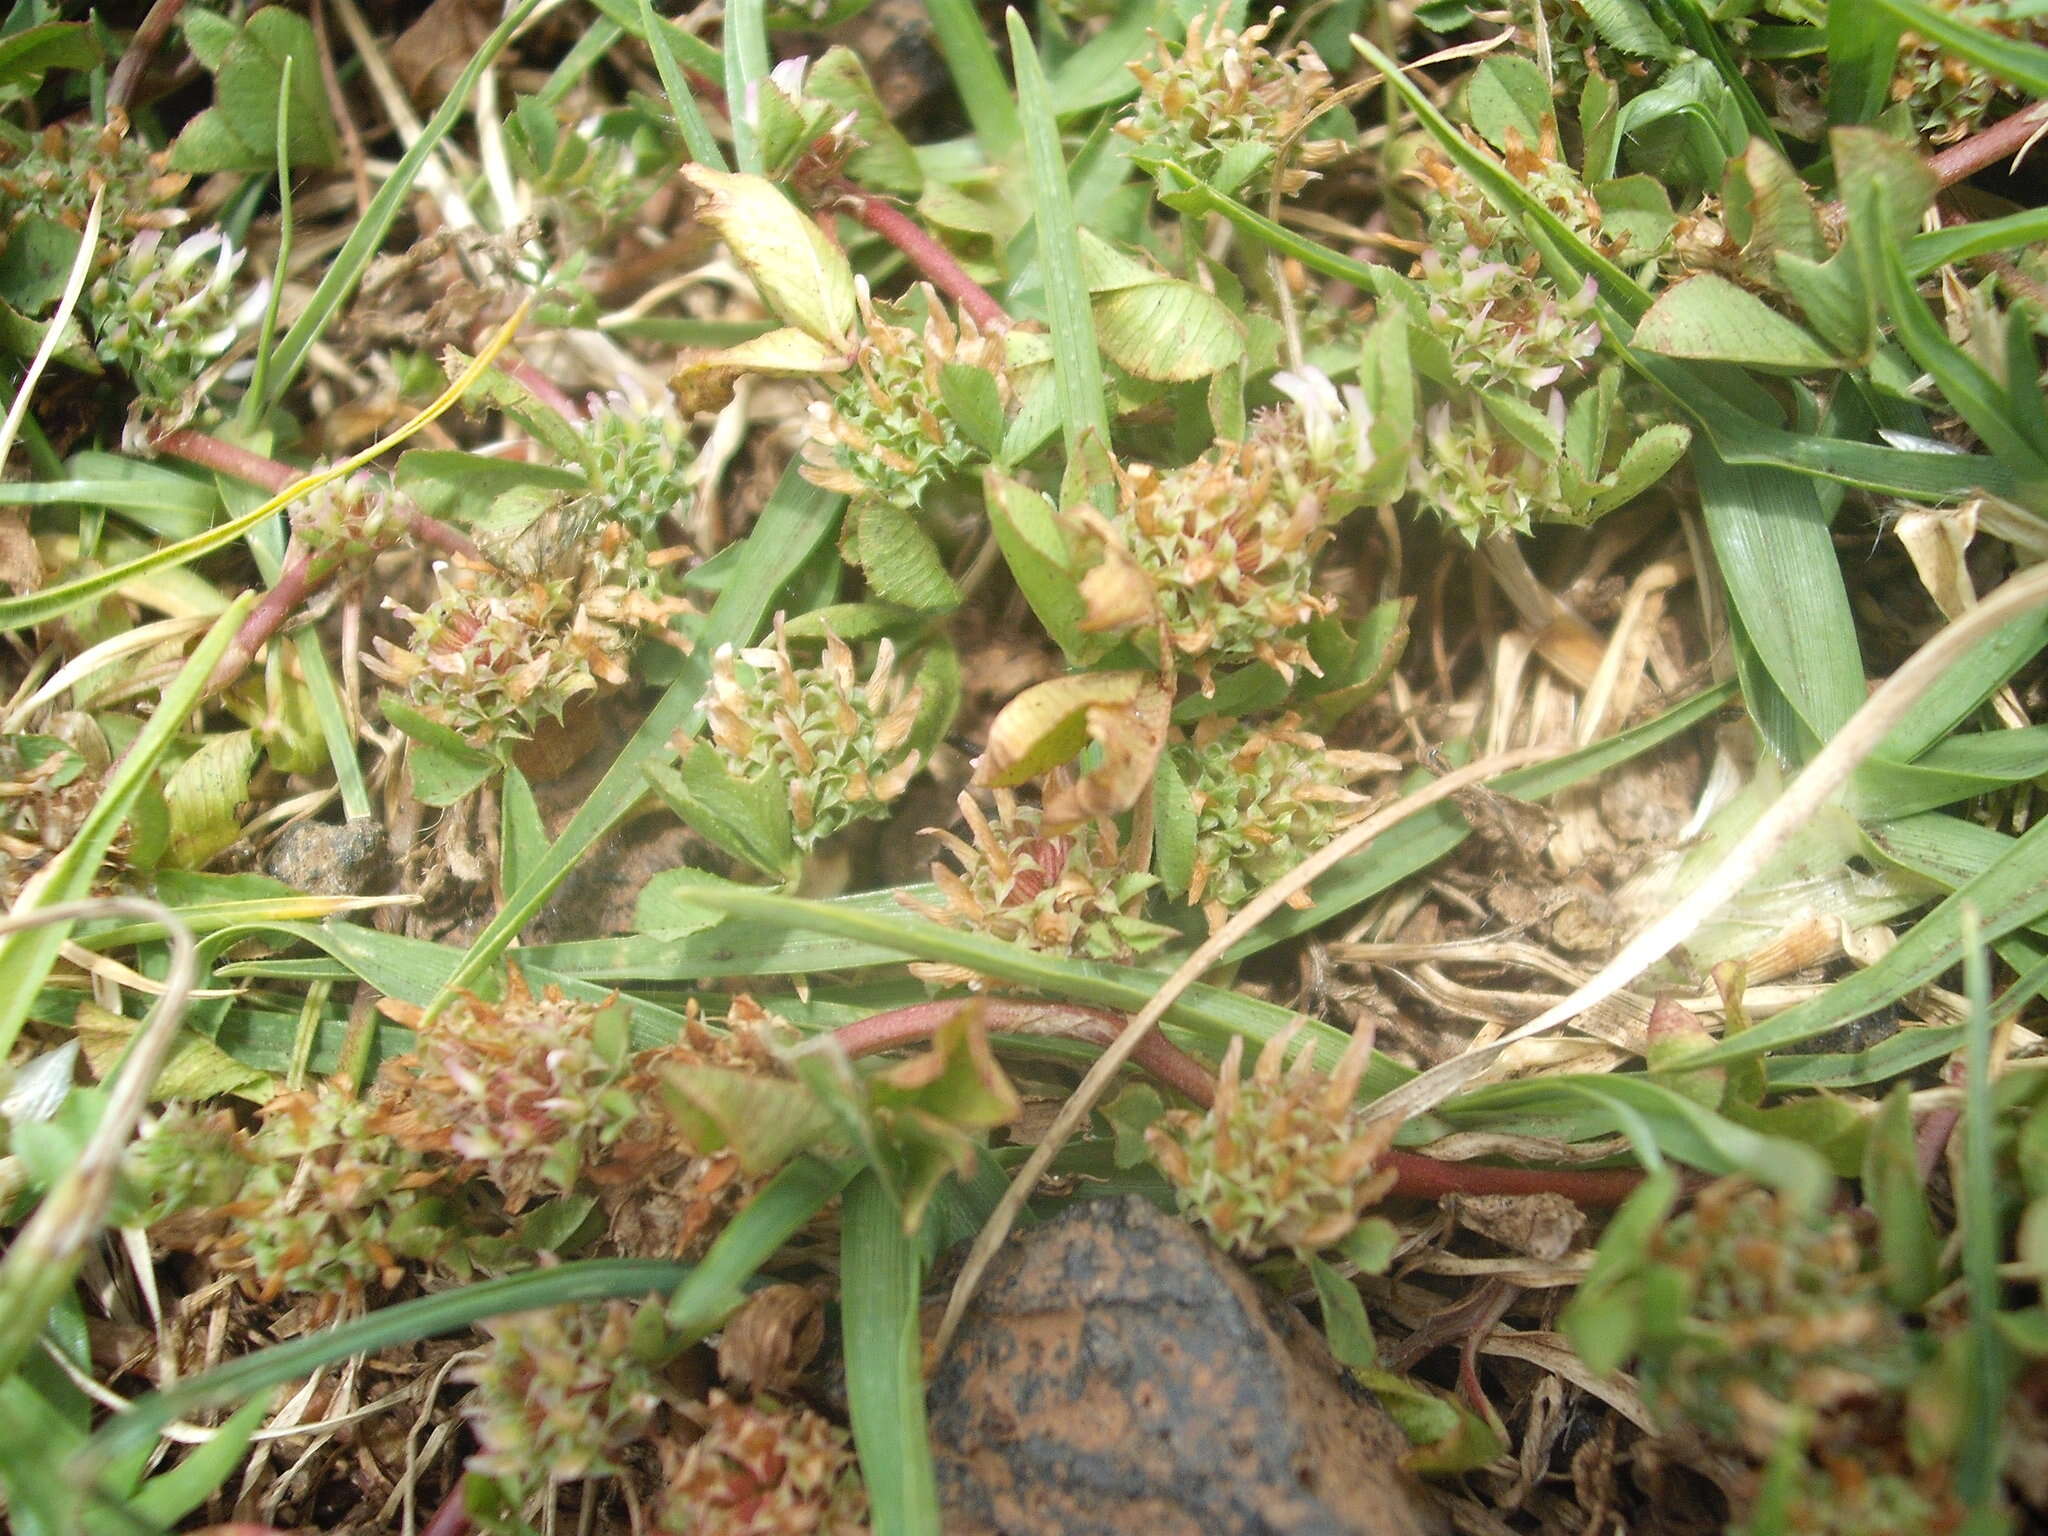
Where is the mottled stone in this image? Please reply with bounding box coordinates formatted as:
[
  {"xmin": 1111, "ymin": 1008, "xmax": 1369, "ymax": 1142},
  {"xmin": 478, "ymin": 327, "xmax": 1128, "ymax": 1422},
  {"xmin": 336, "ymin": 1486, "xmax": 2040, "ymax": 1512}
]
[{"xmin": 929, "ymin": 1195, "xmax": 1445, "ymax": 1536}]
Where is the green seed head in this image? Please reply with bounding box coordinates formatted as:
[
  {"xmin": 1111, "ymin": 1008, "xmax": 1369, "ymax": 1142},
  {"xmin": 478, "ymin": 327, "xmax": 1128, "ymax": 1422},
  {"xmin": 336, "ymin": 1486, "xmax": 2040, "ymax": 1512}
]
[
  {"xmin": 1148, "ymin": 1024, "xmax": 1392, "ymax": 1258},
  {"xmin": 702, "ymin": 615, "xmax": 924, "ymax": 850}
]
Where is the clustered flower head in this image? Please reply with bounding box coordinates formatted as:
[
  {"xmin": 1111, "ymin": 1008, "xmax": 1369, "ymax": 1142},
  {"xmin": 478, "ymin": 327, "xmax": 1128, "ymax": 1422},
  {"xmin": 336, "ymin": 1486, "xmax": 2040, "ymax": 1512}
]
[
  {"xmin": 218, "ymin": 1087, "xmax": 446, "ymax": 1300},
  {"xmin": 1415, "ymin": 134, "xmax": 1669, "ymax": 274},
  {"xmin": 89, "ymin": 227, "xmax": 265, "ymax": 425},
  {"xmin": 578, "ymin": 399, "xmax": 696, "ymax": 543},
  {"xmin": 375, "ymin": 968, "xmax": 642, "ymax": 1212},
  {"xmin": 369, "ymin": 518, "xmax": 691, "ymax": 750},
  {"xmin": 802, "ymin": 282, "xmax": 1008, "ymax": 512},
  {"xmin": 597, "ymin": 996, "xmax": 802, "ymax": 1259},
  {"xmin": 459, "ymin": 1301, "xmax": 671, "ymax": 1486},
  {"xmin": 1414, "ymin": 393, "xmax": 1571, "ymax": 542},
  {"xmin": 291, "ymin": 471, "xmax": 415, "ymax": 567},
  {"xmin": 1417, "ymin": 248, "xmax": 1602, "ymax": 394},
  {"xmin": 1175, "ymin": 715, "xmax": 1376, "ymax": 920},
  {"xmin": 1147, "ymin": 1024, "xmax": 1394, "ymax": 1258},
  {"xmin": 1118, "ymin": 8, "xmax": 1345, "ymax": 197},
  {"xmin": 123, "ymin": 1103, "xmax": 250, "ymax": 1224},
  {"xmin": 701, "ymin": 615, "xmax": 923, "ymax": 850},
  {"xmin": 1636, "ymin": 1178, "xmax": 1915, "ymax": 1460},
  {"xmin": 0, "ymin": 114, "xmax": 187, "ymax": 240},
  {"xmin": 1892, "ymin": 5, "xmax": 2044, "ymax": 144},
  {"xmin": 1270, "ymin": 366, "xmax": 1404, "ymax": 517},
  {"xmin": 911, "ymin": 779, "xmax": 1173, "ymax": 964},
  {"xmin": 1106, "ymin": 413, "xmax": 1340, "ymax": 686},
  {"xmin": 655, "ymin": 1390, "xmax": 868, "ymax": 1536}
]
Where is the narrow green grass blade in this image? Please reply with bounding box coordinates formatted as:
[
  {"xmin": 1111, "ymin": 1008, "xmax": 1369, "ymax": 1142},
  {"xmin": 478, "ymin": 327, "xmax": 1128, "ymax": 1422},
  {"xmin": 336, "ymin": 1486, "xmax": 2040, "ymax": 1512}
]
[
  {"xmin": 638, "ymin": 0, "xmax": 725, "ymax": 170},
  {"xmin": 667, "ymin": 1156, "xmax": 858, "ymax": 1340},
  {"xmin": 1877, "ymin": 608, "xmax": 2048, "ymax": 760},
  {"xmin": 1450, "ymin": 1074, "xmax": 1828, "ymax": 1201},
  {"xmin": 536, "ymin": 17, "xmax": 625, "ymax": 109},
  {"xmin": 1693, "ymin": 443, "xmax": 1865, "ymax": 749},
  {"xmin": 1864, "ymin": 0, "xmax": 2048, "ymax": 95},
  {"xmin": 1157, "ymin": 165, "xmax": 1378, "ymax": 287},
  {"xmin": 293, "ymin": 628, "xmax": 372, "ymax": 821},
  {"xmin": 430, "ymin": 468, "xmax": 844, "ymax": 1014},
  {"xmin": 1908, "ymin": 209, "xmax": 2048, "ymax": 275},
  {"xmin": 1688, "ymin": 813, "xmax": 2048, "ymax": 1068},
  {"xmin": 1825, "ymin": 0, "xmax": 1905, "ymax": 123},
  {"xmin": 242, "ymin": 919, "xmax": 689, "ymax": 1042},
  {"xmin": 0, "ymin": 598, "xmax": 249, "ymax": 1055},
  {"xmin": 1852, "ymin": 724, "xmax": 2048, "ymax": 820},
  {"xmin": 239, "ymin": 53, "xmax": 296, "ymax": 426},
  {"xmin": 1881, "ymin": 237, "xmax": 2048, "ymax": 477},
  {"xmin": 1352, "ymin": 36, "xmax": 1652, "ymax": 319},
  {"xmin": 931, "ymin": 0, "xmax": 1022, "ymax": 157},
  {"xmin": 261, "ymin": 0, "xmax": 544, "ymax": 406},
  {"xmin": 1009, "ymin": 8, "xmax": 1110, "ymax": 463},
  {"xmin": 589, "ymin": 0, "xmax": 723, "ymax": 78},
  {"xmin": 3, "ymin": 473, "xmax": 218, "ymax": 527},
  {"xmin": 75, "ymin": 1260, "xmax": 689, "ymax": 1484},
  {"xmin": 722, "ymin": 0, "xmax": 770, "ymax": 175},
  {"xmin": 841, "ymin": 1171, "xmax": 942, "ymax": 1536},
  {"xmin": 674, "ymin": 882, "xmax": 1410, "ymax": 1093}
]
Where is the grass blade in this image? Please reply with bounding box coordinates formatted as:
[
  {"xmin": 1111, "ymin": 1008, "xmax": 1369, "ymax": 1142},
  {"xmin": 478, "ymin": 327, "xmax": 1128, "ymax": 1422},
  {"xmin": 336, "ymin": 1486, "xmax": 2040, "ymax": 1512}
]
[
  {"xmin": 1958, "ymin": 909, "xmax": 2010, "ymax": 1515},
  {"xmin": 722, "ymin": 0, "xmax": 770, "ymax": 175},
  {"xmin": 1689, "ymin": 812, "xmax": 2048, "ymax": 1067},
  {"xmin": 674, "ymin": 881, "xmax": 1405, "ymax": 1091},
  {"xmin": 1693, "ymin": 443, "xmax": 1865, "ymax": 749},
  {"xmin": 1864, "ymin": 0, "xmax": 2048, "ymax": 96},
  {"xmin": 637, "ymin": 0, "xmax": 725, "ymax": 170},
  {"xmin": 841, "ymin": 1170, "xmax": 942, "ymax": 1536},
  {"xmin": 261, "ymin": 0, "xmax": 544, "ymax": 407},
  {"xmin": 0, "ymin": 600, "xmax": 247, "ymax": 1055},
  {"xmin": 1008, "ymin": 8, "xmax": 1110, "ymax": 464},
  {"xmin": 666, "ymin": 1157, "xmax": 858, "ymax": 1340},
  {"xmin": 429, "ymin": 467, "xmax": 844, "ymax": 1014},
  {"xmin": 930, "ymin": 0, "xmax": 1022, "ymax": 158}
]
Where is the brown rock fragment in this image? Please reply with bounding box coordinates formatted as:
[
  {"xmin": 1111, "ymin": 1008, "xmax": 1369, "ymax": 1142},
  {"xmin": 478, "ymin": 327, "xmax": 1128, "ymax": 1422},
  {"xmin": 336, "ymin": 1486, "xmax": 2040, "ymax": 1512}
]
[{"xmin": 928, "ymin": 1195, "xmax": 1446, "ymax": 1536}]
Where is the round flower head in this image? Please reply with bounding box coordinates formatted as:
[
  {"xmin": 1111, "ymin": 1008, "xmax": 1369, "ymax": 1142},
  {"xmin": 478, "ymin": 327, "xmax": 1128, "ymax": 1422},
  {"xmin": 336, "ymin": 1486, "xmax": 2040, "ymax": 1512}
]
[
  {"xmin": 1416, "ymin": 248, "xmax": 1601, "ymax": 395},
  {"xmin": 369, "ymin": 519, "xmax": 692, "ymax": 750},
  {"xmin": 1117, "ymin": 8, "xmax": 1345, "ymax": 198},
  {"xmin": 460, "ymin": 1301, "xmax": 670, "ymax": 1488},
  {"xmin": 1174, "ymin": 715, "xmax": 1377, "ymax": 922},
  {"xmin": 802, "ymin": 281, "xmax": 1009, "ymax": 512},
  {"xmin": 1413, "ymin": 394, "xmax": 1568, "ymax": 542},
  {"xmin": 701, "ymin": 615, "xmax": 923, "ymax": 850},
  {"xmin": 1104, "ymin": 412, "xmax": 1340, "ymax": 689},
  {"xmin": 90, "ymin": 227, "xmax": 267, "ymax": 425},
  {"xmin": 577, "ymin": 399, "xmax": 697, "ymax": 543},
  {"xmin": 1147, "ymin": 1023, "xmax": 1394, "ymax": 1258},
  {"xmin": 221, "ymin": 1087, "xmax": 445, "ymax": 1300},
  {"xmin": 375, "ymin": 966, "xmax": 642, "ymax": 1212},
  {"xmin": 655, "ymin": 1390, "xmax": 868, "ymax": 1536},
  {"xmin": 910, "ymin": 780, "xmax": 1174, "ymax": 965}
]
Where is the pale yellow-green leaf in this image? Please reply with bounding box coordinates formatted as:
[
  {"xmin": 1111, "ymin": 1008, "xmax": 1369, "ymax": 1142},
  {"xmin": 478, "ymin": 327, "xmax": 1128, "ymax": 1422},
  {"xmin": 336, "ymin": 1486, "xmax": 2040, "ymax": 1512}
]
[
  {"xmin": 75, "ymin": 1003, "xmax": 273, "ymax": 1101},
  {"xmin": 669, "ymin": 325, "xmax": 852, "ymax": 413},
  {"xmin": 1632, "ymin": 273, "xmax": 1839, "ymax": 373},
  {"xmin": 975, "ymin": 671, "xmax": 1148, "ymax": 787},
  {"xmin": 164, "ymin": 729, "xmax": 259, "ymax": 869},
  {"xmin": 1093, "ymin": 282, "xmax": 1245, "ymax": 382},
  {"xmin": 680, "ymin": 165, "xmax": 856, "ymax": 347}
]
